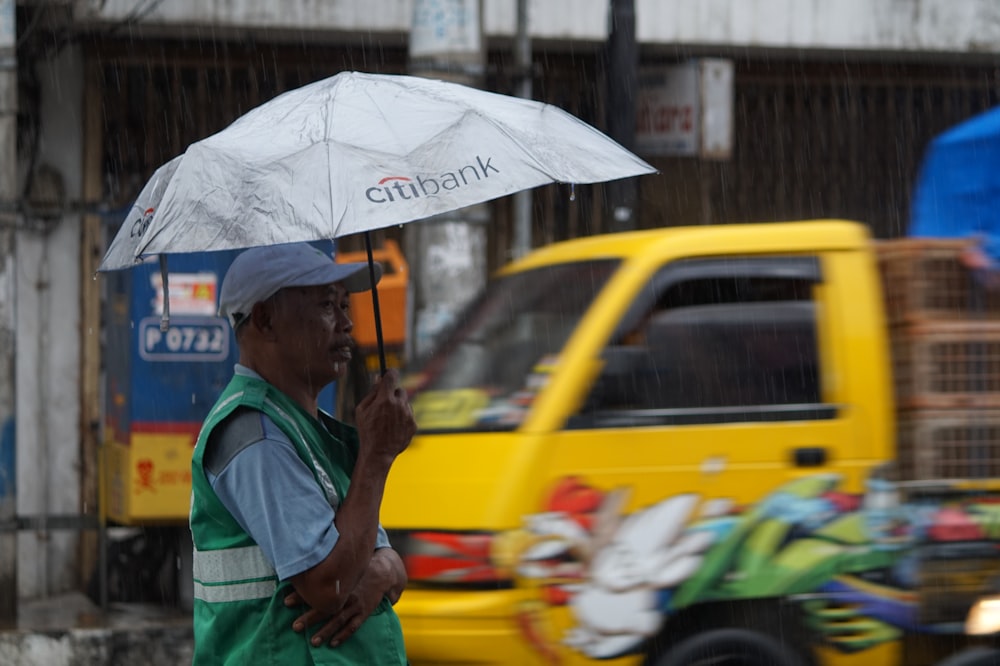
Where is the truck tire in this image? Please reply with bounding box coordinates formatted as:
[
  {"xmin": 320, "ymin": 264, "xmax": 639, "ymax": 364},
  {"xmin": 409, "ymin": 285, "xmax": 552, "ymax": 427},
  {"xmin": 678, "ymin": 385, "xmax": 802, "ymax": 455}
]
[
  {"xmin": 935, "ymin": 647, "xmax": 1000, "ymax": 666},
  {"xmin": 654, "ymin": 628, "xmax": 807, "ymax": 666}
]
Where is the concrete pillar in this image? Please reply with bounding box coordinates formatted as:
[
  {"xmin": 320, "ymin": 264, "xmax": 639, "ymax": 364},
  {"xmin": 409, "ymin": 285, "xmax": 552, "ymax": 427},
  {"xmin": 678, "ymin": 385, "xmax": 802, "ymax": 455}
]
[
  {"xmin": 406, "ymin": 0, "xmax": 489, "ymax": 360},
  {"xmin": 16, "ymin": 44, "xmax": 84, "ymax": 602},
  {"xmin": 0, "ymin": 0, "xmax": 16, "ymax": 624},
  {"xmin": 510, "ymin": 0, "xmax": 532, "ymax": 259}
]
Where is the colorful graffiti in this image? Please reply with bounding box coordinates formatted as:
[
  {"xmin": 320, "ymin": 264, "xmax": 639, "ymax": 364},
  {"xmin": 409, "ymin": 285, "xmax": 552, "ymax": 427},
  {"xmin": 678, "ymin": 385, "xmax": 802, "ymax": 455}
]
[{"xmin": 507, "ymin": 474, "xmax": 1000, "ymax": 661}]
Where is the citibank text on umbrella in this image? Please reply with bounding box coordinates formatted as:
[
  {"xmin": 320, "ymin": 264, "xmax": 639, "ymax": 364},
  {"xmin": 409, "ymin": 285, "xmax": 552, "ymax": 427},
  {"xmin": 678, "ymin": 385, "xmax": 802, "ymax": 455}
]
[
  {"xmin": 365, "ymin": 155, "xmax": 499, "ymax": 204},
  {"xmin": 130, "ymin": 207, "xmax": 155, "ymax": 238}
]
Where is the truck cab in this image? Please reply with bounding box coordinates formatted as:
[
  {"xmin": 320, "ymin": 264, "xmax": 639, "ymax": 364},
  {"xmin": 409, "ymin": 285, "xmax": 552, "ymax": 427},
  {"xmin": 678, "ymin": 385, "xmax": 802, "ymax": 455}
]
[{"xmin": 382, "ymin": 220, "xmax": 998, "ymax": 666}]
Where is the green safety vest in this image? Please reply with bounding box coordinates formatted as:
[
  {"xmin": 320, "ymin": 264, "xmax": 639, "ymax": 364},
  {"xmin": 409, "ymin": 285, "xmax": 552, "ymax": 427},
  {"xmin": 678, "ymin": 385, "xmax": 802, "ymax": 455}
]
[{"xmin": 190, "ymin": 373, "xmax": 407, "ymax": 665}]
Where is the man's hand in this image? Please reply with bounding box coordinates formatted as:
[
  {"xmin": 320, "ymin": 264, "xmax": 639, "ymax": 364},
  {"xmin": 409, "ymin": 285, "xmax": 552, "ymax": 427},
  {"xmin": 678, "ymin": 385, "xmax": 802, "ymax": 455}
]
[
  {"xmin": 355, "ymin": 369, "xmax": 416, "ymax": 462},
  {"xmin": 286, "ymin": 548, "xmax": 407, "ymax": 648}
]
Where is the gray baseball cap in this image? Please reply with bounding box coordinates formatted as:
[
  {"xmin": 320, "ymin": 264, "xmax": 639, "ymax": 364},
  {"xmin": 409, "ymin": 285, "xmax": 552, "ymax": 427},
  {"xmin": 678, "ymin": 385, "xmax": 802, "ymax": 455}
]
[{"xmin": 219, "ymin": 242, "xmax": 382, "ymax": 329}]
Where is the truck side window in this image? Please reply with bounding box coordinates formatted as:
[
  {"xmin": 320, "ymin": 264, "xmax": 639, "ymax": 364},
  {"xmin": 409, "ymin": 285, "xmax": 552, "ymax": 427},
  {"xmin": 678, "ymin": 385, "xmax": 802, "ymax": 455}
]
[{"xmin": 576, "ymin": 257, "xmax": 828, "ymax": 426}]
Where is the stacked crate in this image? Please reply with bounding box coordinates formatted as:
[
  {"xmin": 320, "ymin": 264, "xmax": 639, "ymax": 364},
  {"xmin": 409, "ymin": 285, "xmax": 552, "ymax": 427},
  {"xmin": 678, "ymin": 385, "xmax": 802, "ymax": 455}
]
[{"xmin": 877, "ymin": 239, "xmax": 1000, "ymax": 481}]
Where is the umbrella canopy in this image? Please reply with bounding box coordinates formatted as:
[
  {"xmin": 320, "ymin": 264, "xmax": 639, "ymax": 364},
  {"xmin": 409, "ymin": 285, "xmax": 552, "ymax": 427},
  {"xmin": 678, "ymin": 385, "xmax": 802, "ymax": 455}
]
[
  {"xmin": 100, "ymin": 70, "xmax": 656, "ymax": 272},
  {"xmin": 909, "ymin": 105, "xmax": 1000, "ymax": 259}
]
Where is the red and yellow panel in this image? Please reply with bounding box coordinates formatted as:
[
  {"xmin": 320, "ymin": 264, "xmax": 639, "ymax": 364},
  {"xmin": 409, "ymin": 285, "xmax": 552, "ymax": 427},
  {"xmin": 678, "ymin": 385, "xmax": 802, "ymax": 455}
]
[{"xmin": 103, "ymin": 421, "xmax": 199, "ymax": 525}]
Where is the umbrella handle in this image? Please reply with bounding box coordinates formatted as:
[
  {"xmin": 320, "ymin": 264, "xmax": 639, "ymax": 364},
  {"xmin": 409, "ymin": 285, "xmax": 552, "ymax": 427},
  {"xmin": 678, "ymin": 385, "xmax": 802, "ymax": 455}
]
[
  {"xmin": 364, "ymin": 232, "xmax": 387, "ymax": 376},
  {"xmin": 159, "ymin": 255, "xmax": 170, "ymax": 332}
]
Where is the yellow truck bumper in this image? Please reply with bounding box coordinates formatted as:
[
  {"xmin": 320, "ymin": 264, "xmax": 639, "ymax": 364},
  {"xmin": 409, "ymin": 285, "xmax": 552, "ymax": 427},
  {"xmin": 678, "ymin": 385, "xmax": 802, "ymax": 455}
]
[{"xmin": 395, "ymin": 588, "xmax": 550, "ymax": 665}]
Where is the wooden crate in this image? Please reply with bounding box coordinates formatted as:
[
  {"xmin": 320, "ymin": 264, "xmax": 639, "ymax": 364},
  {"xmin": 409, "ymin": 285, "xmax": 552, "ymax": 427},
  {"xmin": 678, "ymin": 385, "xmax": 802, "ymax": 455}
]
[
  {"xmin": 891, "ymin": 322, "xmax": 1000, "ymax": 409},
  {"xmin": 896, "ymin": 409, "xmax": 1000, "ymax": 481},
  {"xmin": 876, "ymin": 238, "xmax": 1000, "ymax": 325}
]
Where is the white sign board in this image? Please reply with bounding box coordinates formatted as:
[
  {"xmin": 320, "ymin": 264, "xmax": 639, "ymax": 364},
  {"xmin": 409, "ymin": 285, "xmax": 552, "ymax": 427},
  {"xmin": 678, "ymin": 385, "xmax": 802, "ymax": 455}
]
[
  {"xmin": 636, "ymin": 59, "xmax": 734, "ymax": 160},
  {"xmin": 637, "ymin": 63, "xmax": 700, "ymax": 156},
  {"xmin": 699, "ymin": 59, "xmax": 735, "ymax": 160},
  {"xmin": 150, "ymin": 272, "xmax": 218, "ymax": 316},
  {"xmin": 409, "ymin": 0, "xmax": 482, "ymax": 59}
]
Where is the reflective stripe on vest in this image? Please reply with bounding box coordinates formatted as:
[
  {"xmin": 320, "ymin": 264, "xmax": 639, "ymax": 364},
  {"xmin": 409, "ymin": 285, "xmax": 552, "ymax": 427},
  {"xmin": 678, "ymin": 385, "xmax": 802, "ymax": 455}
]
[
  {"xmin": 195, "ymin": 544, "xmax": 274, "ymax": 583},
  {"xmin": 210, "ymin": 390, "xmax": 246, "ymax": 420},
  {"xmin": 194, "ymin": 579, "xmax": 276, "ymax": 603},
  {"xmin": 193, "ymin": 544, "xmax": 277, "ymax": 602}
]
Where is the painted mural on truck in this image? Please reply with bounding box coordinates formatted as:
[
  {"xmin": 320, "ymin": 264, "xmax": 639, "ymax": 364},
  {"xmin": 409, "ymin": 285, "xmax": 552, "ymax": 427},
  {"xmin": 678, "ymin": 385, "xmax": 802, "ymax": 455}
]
[{"xmin": 417, "ymin": 474, "xmax": 1000, "ymax": 662}]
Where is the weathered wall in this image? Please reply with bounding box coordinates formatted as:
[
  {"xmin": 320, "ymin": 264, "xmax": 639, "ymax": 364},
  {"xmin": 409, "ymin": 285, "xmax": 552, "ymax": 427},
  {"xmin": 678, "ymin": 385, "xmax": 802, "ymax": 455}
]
[
  {"xmin": 75, "ymin": 0, "xmax": 1000, "ymax": 55},
  {"xmin": 638, "ymin": 0, "xmax": 1000, "ymax": 54},
  {"xmin": 16, "ymin": 43, "xmax": 84, "ymax": 599},
  {"xmin": 74, "ymin": 0, "xmax": 608, "ymax": 42}
]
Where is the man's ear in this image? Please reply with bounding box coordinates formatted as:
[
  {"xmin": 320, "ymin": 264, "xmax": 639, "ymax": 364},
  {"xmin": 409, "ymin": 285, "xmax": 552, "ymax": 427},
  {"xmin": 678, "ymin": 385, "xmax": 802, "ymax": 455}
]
[{"xmin": 249, "ymin": 301, "xmax": 278, "ymax": 340}]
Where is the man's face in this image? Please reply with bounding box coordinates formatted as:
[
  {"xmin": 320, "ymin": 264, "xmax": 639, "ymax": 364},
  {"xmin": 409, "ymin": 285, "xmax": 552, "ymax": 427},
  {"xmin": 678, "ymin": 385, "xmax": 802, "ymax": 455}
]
[{"xmin": 269, "ymin": 281, "xmax": 354, "ymax": 388}]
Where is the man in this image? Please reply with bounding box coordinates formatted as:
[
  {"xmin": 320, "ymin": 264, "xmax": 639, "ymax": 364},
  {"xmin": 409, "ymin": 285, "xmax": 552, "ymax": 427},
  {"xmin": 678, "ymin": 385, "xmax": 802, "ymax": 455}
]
[{"xmin": 190, "ymin": 242, "xmax": 416, "ymax": 664}]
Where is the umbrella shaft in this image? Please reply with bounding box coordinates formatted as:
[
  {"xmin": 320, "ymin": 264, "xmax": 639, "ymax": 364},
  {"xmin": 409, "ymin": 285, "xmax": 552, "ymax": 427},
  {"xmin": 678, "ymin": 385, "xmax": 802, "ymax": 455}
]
[{"xmin": 364, "ymin": 232, "xmax": 387, "ymax": 375}]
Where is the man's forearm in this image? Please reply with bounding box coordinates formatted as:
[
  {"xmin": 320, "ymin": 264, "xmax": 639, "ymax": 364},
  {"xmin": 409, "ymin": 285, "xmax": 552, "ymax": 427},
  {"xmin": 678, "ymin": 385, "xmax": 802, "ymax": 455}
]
[
  {"xmin": 290, "ymin": 452, "xmax": 393, "ymax": 613},
  {"xmin": 285, "ymin": 546, "xmax": 409, "ymax": 648},
  {"xmin": 292, "ymin": 367, "xmax": 414, "ymax": 614},
  {"xmin": 330, "ymin": 450, "xmax": 393, "ymax": 574}
]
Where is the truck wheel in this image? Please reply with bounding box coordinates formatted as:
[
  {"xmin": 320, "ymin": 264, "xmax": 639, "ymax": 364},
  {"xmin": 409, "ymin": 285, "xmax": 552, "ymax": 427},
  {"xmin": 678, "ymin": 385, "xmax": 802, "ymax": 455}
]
[
  {"xmin": 654, "ymin": 628, "xmax": 807, "ymax": 666},
  {"xmin": 935, "ymin": 647, "xmax": 1000, "ymax": 666}
]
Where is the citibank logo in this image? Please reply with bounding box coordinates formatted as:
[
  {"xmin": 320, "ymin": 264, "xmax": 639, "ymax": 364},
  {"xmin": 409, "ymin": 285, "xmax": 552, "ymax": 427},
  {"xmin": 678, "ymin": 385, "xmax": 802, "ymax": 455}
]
[
  {"xmin": 130, "ymin": 207, "xmax": 155, "ymax": 238},
  {"xmin": 366, "ymin": 156, "xmax": 499, "ymax": 204}
]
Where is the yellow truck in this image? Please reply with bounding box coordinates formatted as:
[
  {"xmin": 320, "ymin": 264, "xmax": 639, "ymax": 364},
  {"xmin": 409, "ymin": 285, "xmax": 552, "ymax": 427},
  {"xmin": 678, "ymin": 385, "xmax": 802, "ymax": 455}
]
[{"xmin": 381, "ymin": 220, "xmax": 1000, "ymax": 666}]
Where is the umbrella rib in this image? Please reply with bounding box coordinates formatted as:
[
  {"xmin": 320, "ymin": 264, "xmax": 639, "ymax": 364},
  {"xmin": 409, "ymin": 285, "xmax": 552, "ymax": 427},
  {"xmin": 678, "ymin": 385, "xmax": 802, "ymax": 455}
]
[
  {"xmin": 326, "ymin": 140, "xmax": 338, "ymax": 237},
  {"xmin": 359, "ymin": 87, "xmax": 417, "ymax": 154},
  {"xmin": 357, "ymin": 85, "xmax": 556, "ymax": 183}
]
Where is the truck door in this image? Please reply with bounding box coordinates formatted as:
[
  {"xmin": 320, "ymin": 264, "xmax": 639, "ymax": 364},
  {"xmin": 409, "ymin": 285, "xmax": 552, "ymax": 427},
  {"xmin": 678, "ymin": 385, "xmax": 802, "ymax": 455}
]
[{"xmin": 550, "ymin": 253, "xmax": 858, "ymax": 520}]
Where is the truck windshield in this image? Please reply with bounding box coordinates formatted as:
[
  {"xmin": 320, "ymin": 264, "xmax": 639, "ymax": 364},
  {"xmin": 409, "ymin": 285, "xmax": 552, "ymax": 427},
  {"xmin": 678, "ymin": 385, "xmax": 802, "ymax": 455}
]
[{"xmin": 405, "ymin": 259, "xmax": 620, "ymax": 432}]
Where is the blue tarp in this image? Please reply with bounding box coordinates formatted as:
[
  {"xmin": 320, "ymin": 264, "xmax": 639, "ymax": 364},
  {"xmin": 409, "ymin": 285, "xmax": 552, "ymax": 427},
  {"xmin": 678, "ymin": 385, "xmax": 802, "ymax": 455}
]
[{"xmin": 910, "ymin": 105, "xmax": 1000, "ymax": 260}]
